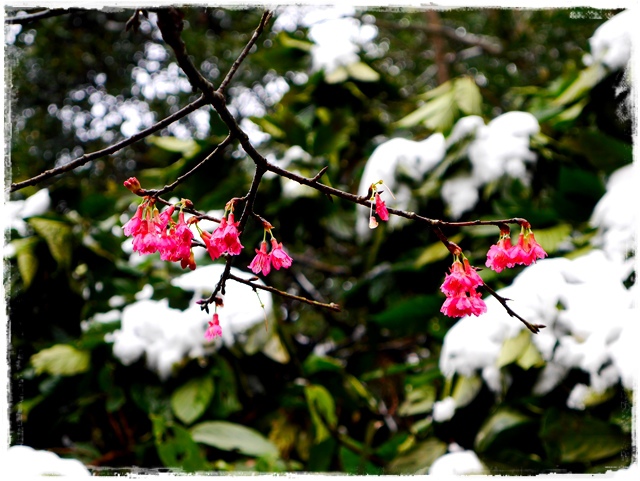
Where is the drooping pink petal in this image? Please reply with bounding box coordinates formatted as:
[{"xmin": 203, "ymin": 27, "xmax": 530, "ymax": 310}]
[
  {"xmin": 374, "ymin": 193, "xmax": 389, "ymax": 221},
  {"xmin": 270, "ymin": 238, "xmax": 293, "ymax": 270},
  {"xmin": 205, "ymin": 313, "xmax": 222, "ymax": 340},
  {"xmin": 249, "ymin": 241, "xmax": 271, "ymax": 276},
  {"xmin": 486, "ymin": 236, "xmax": 513, "ymax": 273}
]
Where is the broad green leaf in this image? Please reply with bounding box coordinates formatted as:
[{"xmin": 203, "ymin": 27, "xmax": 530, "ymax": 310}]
[
  {"xmin": 517, "ymin": 342, "xmax": 545, "ymax": 370},
  {"xmin": 304, "ymin": 384, "xmax": 338, "ymax": 443},
  {"xmin": 152, "ymin": 415, "xmax": 209, "ymax": 471},
  {"xmin": 302, "ymin": 354, "xmax": 345, "ymax": 376},
  {"xmin": 339, "ymin": 444, "xmax": 382, "ymax": 474},
  {"xmin": 191, "ymin": 421, "xmax": 278, "ymax": 458},
  {"xmin": 552, "ymin": 63, "xmax": 606, "ymax": 107},
  {"xmin": 451, "ymin": 375, "xmax": 483, "ymax": 408},
  {"xmin": 540, "ymin": 409, "xmax": 628, "ymax": 464},
  {"xmin": 475, "ymin": 408, "xmax": 532, "ymax": 453},
  {"xmin": 210, "ymin": 357, "xmax": 242, "ymax": 418},
  {"xmin": 414, "ymin": 234, "xmax": 464, "ymax": 268},
  {"xmin": 325, "ymin": 66, "xmax": 349, "ymax": 84},
  {"xmin": 261, "ymin": 333, "xmax": 290, "ymax": 364},
  {"xmin": 31, "ymin": 344, "xmax": 90, "ymax": 376},
  {"xmin": 396, "ymin": 90, "xmax": 455, "ymax": 130},
  {"xmin": 453, "ymin": 76, "xmax": 482, "ymax": 115},
  {"xmin": 497, "ymin": 329, "xmax": 531, "ymax": 368},
  {"xmin": 344, "ymin": 375, "xmax": 378, "ymax": 412},
  {"xmin": 147, "ymin": 136, "xmax": 200, "ymax": 159},
  {"xmin": 346, "ymin": 62, "xmax": 380, "ymax": 82},
  {"xmin": 250, "ymin": 116, "xmax": 286, "ymax": 139},
  {"xmin": 531, "ymin": 224, "xmax": 572, "ymax": 256},
  {"xmin": 170, "ymin": 377, "xmax": 215, "ymax": 425},
  {"xmin": 278, "ymin": 31, "xmax": 313, "ymax": 51},
  {"xmin": 371, "ymin": 295, "xmax": 442, "ymax": 327},
  {"xmin": 398, "ymin": 385, "xmax": 436, "ymax": 416},
  {"xmin": 11, "ymin": 237, "xmax": 39, "ymax": 289},
  {"xmin": 28, "ymin": 218, "xmax": 73, "ymax": 270},
  {"xmin": 387, "ymin": 438, "xmax": 448, "ymax": 474}
]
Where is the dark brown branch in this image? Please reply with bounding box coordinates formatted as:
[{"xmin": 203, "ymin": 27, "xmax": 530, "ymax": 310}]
[
  {"xmin": 5, "ymin": 8, "xmax": 81, "ymax": 25},
  {"xmin": 483, "ymin": 282, "xmax": 545, "ymax": 334},
  {"xmin": 426, "ymin": 10, "xmax": 449, "ymax": 85},
  {"xmin": 10, "ymin": 95, "xmax": 208, "ymax": 193},
  {"xmin": 217, "ymin": 11, "xmax": 273, "ymax": 93},
  {"xmin": 227, "ymin": 274, "xmax": 341, "ymax": 312}
]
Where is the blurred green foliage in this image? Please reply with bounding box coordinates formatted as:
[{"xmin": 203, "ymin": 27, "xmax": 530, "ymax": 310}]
[{"xmin": 6, "ymin": 6, "xmax": 633, "ymax": 475}]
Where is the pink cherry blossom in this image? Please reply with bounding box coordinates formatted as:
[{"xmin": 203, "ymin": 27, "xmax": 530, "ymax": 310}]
[
  {"xmin": 270, "ymin": 238, "xmax": 293, "ymax": 270},
  {"xmin": 440, "ymin": 258, "xmax": 483, "ymax": 296},
  {"xmin": 510, "ymin": 231, "xmax": 548, "ymax": 267},
  {"xmin": 220, "ymin": 213, "xmax": 244, "ymax": 255},
  {"xmin": 249, "ymin": 241, "xmax": 272, "ymax": 276},
  {"xmin": 205, "ymin": 313, "xmax": 222, "ymax": 340},
  {"xmin": 440, "ymin": 291, "xmax": 487, "ymax": 317},
  {"xmin": 123, "ymin": 204, "xmax": 144, "ymax": 237},
  {"xmin": 374, "ymin": 193, "xmax": 389, "ymax": 221},
  {"xmin": 486, "ymin": 235, "xmax": 514, "ymax": 273}
]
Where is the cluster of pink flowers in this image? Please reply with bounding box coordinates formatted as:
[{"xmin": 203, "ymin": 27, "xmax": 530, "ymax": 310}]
[
  {"xmin": 249, "ymin": 235, "xmax": 293, "ymax": 276},
  {"xmin": 368, "ymin": 181, "xmax": 392, "ymax": 229},
  {"xmin": 440, "ymin": 256, "xmax": 487, "ymax": 317},
  {"xmin": 199, "ymin": 212, "xmax": 244, "ymax": 260},
  {"xmin": 439, "ymin": 224, "xmax": 548, "ymax": 319},
  {"xmin": 486, "ymin": 225, "xmax": 548, "ymax": 273},
  {"xmin": 122, "ymin": 189, "xmax": 196, "ymax": 270}
]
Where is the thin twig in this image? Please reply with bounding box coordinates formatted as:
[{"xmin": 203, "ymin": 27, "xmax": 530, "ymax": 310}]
[
  {"xmin": 9, "ymin": 95, "xmax": 208, "ymax": 192},
  {"xmin": 483, "ymin": 282, "xmax": 545, "ymax": 334},
  {"xmin": 144, "ymin": 134, "xmax": 234, "ymax": 198},
  {"xmin": 217, "ymin": 11, "xmax": 273, "ymax": 93},
  {"xmin": 227, "ymin": 274, "xmax": 341, "ymax": 312},
  {"xmin": 5, "ymin": 8, "xmax": 81, "ymax": 25}
]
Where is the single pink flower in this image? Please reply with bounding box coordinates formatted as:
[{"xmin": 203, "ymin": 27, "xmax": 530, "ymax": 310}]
[
  {"xmin": 205, "ymin": 313, "xmax": 222, "ymax": 340},
  {"xmin": 374, "ymin": 193, "xmax": 389, "ymax": 221},
  {"xmin": 369, "ymin": 216, "xmax": 379, "ymax": 229},
  {"xmin": 249, "ymin": 241, "xmax": 271, "ymax": 276},
  {"xmin": 123, "ymin": 204, "xmax": 144, "ymax": 237},
  {"xmin": 440, "ymin": 291, "xmax": 486, "ymax": 317},
  {"xmin": 440, "ymin": 258, "xmax": 483, "ymax": 296},
  {"xmin": 200, "ymin": 230, "xmax": 223, "ymax": 260},
  {"xmin": 270, "ymin": 238, "xmax": 293, "ymax": 270},
  {"xmin": 509, "ymin": 230, "xmax": 547, "ymax": 267},
  {"xmin": 486, "ymin": 235, "xmax": 514, "ymax": 273},
  {"xmin": 220, "ymin": 213, "xmax": 244, "ymax": 255}
]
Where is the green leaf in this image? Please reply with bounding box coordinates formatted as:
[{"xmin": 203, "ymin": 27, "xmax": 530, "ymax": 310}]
[
  {"xmin": 387, "ymin": 438, "xmax": 448, "ymax": 474},
  {"xmin": 11, "ymin": 237, "xmax": 40, "ymax": 289},
  {"xmin": 517, "ymin": 341, "xmax": 545, "ymax": 370},
  {"xmin": 278, "ymin": 31, "xmax": 313, "ymax": 51},
  {"xmin": 414, "ymin": 234, "xmax": 464, "ymax": 268},
  {"xmin": 170, "ymin": 377, "xmax": 215, "ymax": 425},
  {"xmin": 304, "ymin": 384, "xmax": 338, "ymax": 443},
  {"xmin": 540, "ymin": 409, "xmax": 628, "ymax": 464},
  {"xmin": 371, "ymin": 295, "xmax": 442, "ymax": 327},
  {"xmin": 531, "ymin": 224, "xmax": 572, "ymax": 256},
  {"xmin": 27, "ymin": 218, "xmax": 73, "ymax": 270},
  {"xmin": 324, "ymin": 66, "xmax": 349, "ymax": 84},
  {"xmin": 346, "ymin": 62, "xmax": 380, "ymax": 82},
  {"xmin": 451, "ymin": 375, "xmax": 483, "ymax": 408},
  {"xmin": 152, "ymin": 416, "xmax": 209, "ymax": 471},
  {"xmin": 475, "ymin": 408, "xmax": 533, "ymax": 453},
  {"xmin": 552, "ymin": 63, "xmax": 606, "ymax": 107},
  {"xmin": 31, "ymin": 344, "xmax": 90, "ymax": 376},
  {"xmin": 250, "ymin": 116, "xmax": 286, "ymax": 139},
  {"xmin": 344, "ymin": 375, "xmax": 378, "ymax": 412},
  {"xmin": 261, "ymin": 332, "xmax": 290, "ymax": 364},
  {"xmin": 396, "ymin": 90, "xmax": 456, "ymax": 130},
  {"xmin": 453, "ymin": 76, "xmax": 482, "ymax": 115},
  {"xmin": 302, "ymin": 354, "xmax": 345, "ymax": 376},
  {"xmin": 398, "ymin": 385, "xmax": 436, "ymax": 416},
  {"xmin": 496, "ymin": 329, "xmax": 531, "ymax": 368},
  {"xmin": 191, "ymin": 421, "xmax": 278, "ymax": 458},
  {"xmin": 147, "ymin": 136, "xmax": 201, "ymax": 159}
]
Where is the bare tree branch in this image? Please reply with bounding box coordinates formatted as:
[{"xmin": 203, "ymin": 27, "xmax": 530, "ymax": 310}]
[
  {"xmin": 9, "ymin": 95, "xmax": 208, "ymax": 193},
  {"xmin": 5, "ymin": 8, "xmax": 81, "ymax": 25}
]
